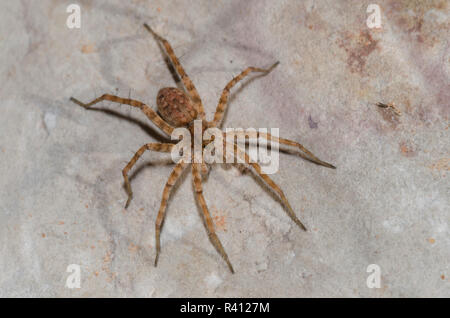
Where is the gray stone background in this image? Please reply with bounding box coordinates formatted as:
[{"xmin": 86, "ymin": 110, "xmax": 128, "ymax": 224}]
[{"xmin": 0, "ymin": 0, "xmax": 448, "ymax": 297}]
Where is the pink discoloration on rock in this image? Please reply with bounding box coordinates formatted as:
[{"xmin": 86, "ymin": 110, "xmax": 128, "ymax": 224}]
[
  {"xmin": 399, "ymin": 140, "xmax": 418, "ymax": 157},
  {"xmin": 337, "ymin": 31, "xmax": 379, "ymax": 75},
  {"xmin": 388, "ymin": 0, "xmax": 448, "ymax": 47}
]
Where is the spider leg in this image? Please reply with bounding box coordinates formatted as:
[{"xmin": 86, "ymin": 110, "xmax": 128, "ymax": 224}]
[
  {"xmin": 143, "ymin": 23, "xmax": 206, "ymax": 120},
  {"xmin": 192, "ymin": 163, "xmax": 234, "ymax": 273},
  {"xmin": 212, "ymin": 62, "xmax": 279, "ymax": 127},
  {"xmin": 123, "ymin": 143, "xmax": 175, "ymax": 208},
  {"xmin": 70, "ymin": 94, "xmax": 174, "ymax": 136},
  {"xmin": 228, "ymin": 141, "xmax": 307, "ymax": 231},
  {"xmin": 154, "ymin": 161, "xmax": 188, "ymax": 267},
  {"xmin": 224, "ymin": 131, "xmax": 336, "ymax": 169}
]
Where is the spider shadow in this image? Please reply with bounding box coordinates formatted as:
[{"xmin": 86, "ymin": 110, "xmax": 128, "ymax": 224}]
[
  {"xmin": 217, "ymin": 71, "xmax": 276, "ymax": 127},
  {"xmin": 148, "ymin": 30, "xmax": 185, "ymax": 92},
  {"xmin": 132, "ymin": 163, "xmax": 233, "ymax": 273},
  {"xmin": 93, "ymin": 159, "xmax": 191, "ymax": 274},
  {"xmin": 94, "ymin": 21, "xmax": 189, "ymax": 94},
  {"xmin": 95, "ymin": 34, "xmax": 147, "ymax": 90},
  {"xmin": 124, "ymin": 158, "xmax": 175, "ymax": 194},
  {"xmin": 217, "ymin": 161, "xmax": 307, "ymax": 232},
  {"xmin": 140, "ymin": 164, "xmax": 197, "ymax": 268},
  {"xmin": 139, "ymin": 163, "xmax": 191, "ymax": 260},
  {"xmin": 81, "ymin": 107, "xmax": 171, "ymax": 143},
  {"xmin": 242, "ymin": 140, "xmax": 336, "ymax": 169}
]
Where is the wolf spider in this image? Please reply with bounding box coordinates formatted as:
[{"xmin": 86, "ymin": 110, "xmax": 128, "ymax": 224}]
[{"xmin": 70, "ymin": 23, "xmax": 335, "ymax": 273}]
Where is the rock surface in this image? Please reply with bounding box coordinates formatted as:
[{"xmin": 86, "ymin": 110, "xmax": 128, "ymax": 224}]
[{"xmin": 0, "ymin": 0, "xmax": 448, "ymax": 297}]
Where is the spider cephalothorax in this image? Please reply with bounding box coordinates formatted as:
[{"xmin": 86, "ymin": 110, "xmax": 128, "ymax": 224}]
[{"xmin": 70, "ymin": 23, "xmax": 335, "ymax": 273}]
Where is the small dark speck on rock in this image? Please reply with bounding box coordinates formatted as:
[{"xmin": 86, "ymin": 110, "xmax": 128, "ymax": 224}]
[{"xmin": 308, "ymin": 115, "xmax": 318, "ymax": 129}]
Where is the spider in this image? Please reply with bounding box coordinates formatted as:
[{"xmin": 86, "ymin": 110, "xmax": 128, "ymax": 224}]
[{"xmin": 70, "ymin": 23, "xmax": 335, "ymax": 273}]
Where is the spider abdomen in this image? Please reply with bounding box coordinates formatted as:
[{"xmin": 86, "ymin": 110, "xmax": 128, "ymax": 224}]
[{"xmin": 157, "ymin": 87, "xmax": 197, "ymax": 127}]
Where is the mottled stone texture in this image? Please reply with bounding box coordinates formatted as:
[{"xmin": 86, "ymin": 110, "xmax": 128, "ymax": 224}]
[{"xmin": 0, "ymin": 0, "xmax": 448, "ymax": 297}]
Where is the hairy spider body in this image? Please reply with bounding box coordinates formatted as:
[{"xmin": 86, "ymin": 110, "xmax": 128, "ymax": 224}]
[
  {"xmin": 157, "ymin": 87, "xmax": 197, "ymax": 127},
  {"xmin": 70, "ymin": 24, "xmax": 335, "ymax": 274}
]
